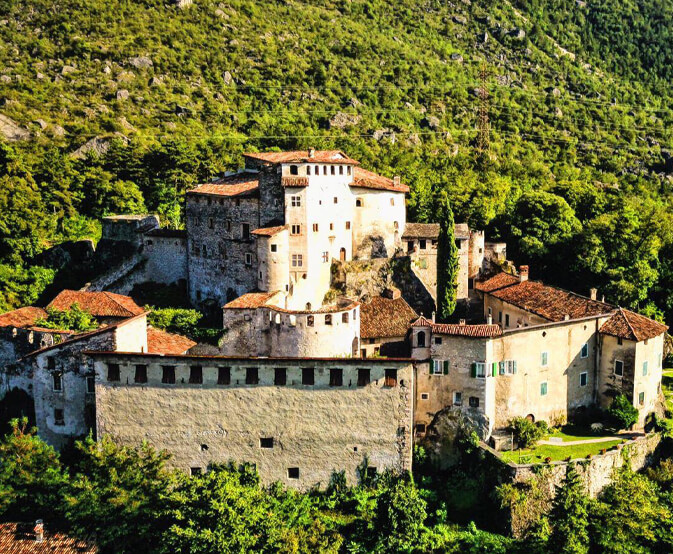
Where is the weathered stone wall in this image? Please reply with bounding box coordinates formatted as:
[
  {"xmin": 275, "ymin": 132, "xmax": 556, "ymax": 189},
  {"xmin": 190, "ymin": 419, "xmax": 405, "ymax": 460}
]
[
  {"xmin": 101, "ymin": 215, "xmax": 159, "ymax": 246},
  {"xmin": 142, "ymin": 234, "xmax": 188, "ymax": 286},
  {"xmin": 93, "ymin": 354, "xmax": 416, "ymax": 489},
  {"xmin": 256, "ymin": 230, "xmax": 290, "ymax": 294},
  {"xmin": 351, "ymin": 188, "xmax": 405, "ymax": 260},
  {"xmin": 83, "ymin": 254, "xmax": 145, "ymax": 293}
]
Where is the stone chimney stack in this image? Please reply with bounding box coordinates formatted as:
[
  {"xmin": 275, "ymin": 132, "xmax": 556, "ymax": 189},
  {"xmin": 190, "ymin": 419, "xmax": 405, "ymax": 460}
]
[
  {"xmin": 590, "ymin": 288, "xmax": 598, "ymax": 301},
  {"xmin": 308, "ymin": 148, "xmax": 315, "ymax": 158},
  {"xmin": 393, "ymin": 175, "xmax": 401, "ymax": 186},
  {"xmin": 431, "ymin": 311, "xmax": 436, "ymax": 323},
  {"xmin": 519, "ymin": 265, "xmax": 529, "ymax": 282},
  {"xmin": 34, "ymin": 520, "xmax": 44, "ymax": 542}
]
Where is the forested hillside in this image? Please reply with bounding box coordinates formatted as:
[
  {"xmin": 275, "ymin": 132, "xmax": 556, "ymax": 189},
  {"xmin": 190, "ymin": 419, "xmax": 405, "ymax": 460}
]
[{"xmin": 1, "ymin": 0, "xmax": 673, "ymax": 319}]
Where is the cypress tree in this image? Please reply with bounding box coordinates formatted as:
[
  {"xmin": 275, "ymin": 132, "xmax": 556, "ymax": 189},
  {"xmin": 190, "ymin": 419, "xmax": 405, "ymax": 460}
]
[
  {"xmin": 548, "ymin": 465, "xmax": 590, "ymax": 554},
  {"xmin": 436, "ymin": 191, "xmax": 459, "ymax": 321}
]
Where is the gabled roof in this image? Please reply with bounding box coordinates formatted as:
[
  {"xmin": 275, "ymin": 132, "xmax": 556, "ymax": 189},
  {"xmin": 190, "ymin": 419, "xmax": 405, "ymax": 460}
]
[
  {"xmin": 431, "ymin": 323, "xmax": 503, "ymax": 338},
  {"xmin": 0, "ymin": 306, "xmax": 48, "ymax": 329},
  {"xmin": 411, "ymin": 316, "xmax": 433, "ymax": 327},
  {"xmin": 360, "ymin": 296, "xmax": 418, "ymax": 339},
  {"xmin": 147, "ymin": 327, "xmax": 197, "ymax": 355},
  {"xmin": 402, "ymin": 223, "xmax": 439, "ymax": 239},
  {"xmin": 0, "ymin": 522, "xmax": 97, "ymax": 553},
  {"xmin": 487, "ymin": 280, "xmax": 613, "ymax": 322},
  {"xmin": 476, "ymin": 272, "xmax": 520, "ymax": 293},
  {"xmin": 251, "ymin": 225, "xmax": 288, "ymax": 237},
  {"xmin": 223, "ymin": 291, "xmax": 280, "ymax": 309},
  {"xmin": 187, "ymin": 173, "xmax": 259, "ymax": 198},
  {"xmin": 244, "ymin": 150, "xmax": 359, "ymax": 165},
  {"xmin": 48, "ymin": 290, "xmax": 144, "ymax": 318},
  {"xmin": 352, "ymin": 167, "xmax": 409, "ymax": 193},
  {"xmin": 600, "ymin": 307, "xmax": 668, "ymax": 342}
]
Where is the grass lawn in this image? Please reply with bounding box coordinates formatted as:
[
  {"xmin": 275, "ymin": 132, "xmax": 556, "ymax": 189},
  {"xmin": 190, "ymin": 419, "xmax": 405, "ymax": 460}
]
[
  {"xmin": 500, "ymin": 440, "xmax": 624, "ymax": 464},
  {"xmin": 663, "ymin": 369, "xmax": 673, "ymax": 419},
  {"xmin": 547, "ymin": 423, "xmax": 614, "ymax": 442}
]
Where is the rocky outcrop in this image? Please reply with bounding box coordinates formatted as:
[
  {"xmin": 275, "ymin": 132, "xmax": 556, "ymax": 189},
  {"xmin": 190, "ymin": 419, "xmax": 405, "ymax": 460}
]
[
  {"xmin": 70, "ymin": 133, "xmax": 128, "ymax": 159},
  {"xmin": 328, "ymin": 112, "xmax": 361, "ymax": 129},
  {"xmin": 0, "ymin": 113, "xmax": 30, "ymax": 141}
]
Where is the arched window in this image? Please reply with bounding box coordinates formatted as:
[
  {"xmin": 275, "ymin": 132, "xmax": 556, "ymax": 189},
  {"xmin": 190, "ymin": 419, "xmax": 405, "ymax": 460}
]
[
  {"xmin": 330, "ymin": 166, "xmax": 336, "ymax": 175},
  {"xmin": 323, "ymin": 166, "xmax": 328, "ymax": 175},
  {"xmin": 315, "ymin": 165, "xmax": 319, "ymax": 174},
  {"xmin": 307, "ymin": 165, "xmax": 311, "ymax": 175},
  {"xmin": 417, "ymin": 331, "xmax": 426, "ymax": 347},
  {"xmin": 356, "ymin": 198, "xmax": 363, "ymax": 207},
  {"xmin": 290, "ymin": 165, "xmax": 298, "ymax": 175},
  {"xmin": 306, "ymin": 302, "xmax": 312, "ymax": 311},
  {"xmin": 339, "ymin": 166, "xmax": 344, "ymax": 175}
]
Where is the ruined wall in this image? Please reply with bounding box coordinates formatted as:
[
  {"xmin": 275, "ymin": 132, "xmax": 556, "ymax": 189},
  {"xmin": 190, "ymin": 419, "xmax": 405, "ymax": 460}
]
[
  {"xmin": 93, "ymin": 354, "xmax": 415, "ymax": 489},
  {"xmin": 142, "ymin": 233, "xmax": 188, "ymax": 286}
]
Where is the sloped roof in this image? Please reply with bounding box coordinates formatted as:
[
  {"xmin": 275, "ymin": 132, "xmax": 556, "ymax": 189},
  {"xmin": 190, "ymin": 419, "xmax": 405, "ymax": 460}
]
[
  {"xmin": 223, "ymin": 291, "xmax": 280, "ymax": 309},
  {"xmin": 600, "ymin": 307, "xmax": 668, "ymax": 342},
  {"xmin": 147, "ymin": 327, "xmax": 197, "ymax": 355},
  {"xmin": 187, "ymin": 173, "xmax": 259, "ymax": 197},
  {"xmin": 476, "ymin": 272, "xmax": 520, "ymax": 293},
  {"xmin": 251, "ymin": 225, "xmax": 288, "ymax": 237},
  {"xmin": 48, "ymin": 290, "xmax": 144, "ymax": 318},
  {"xmin": 487, "ymin": 280, "xmax": 613, "ymax": 322},
  {"xmin": 431, "ymin": 323, "xmax": 503, "ymax": 338},
  {"xmin": 402, "ymin": 223, "xmax": 439, "ymax": 239},
  {"xmin": 360, "ymin": 296, "xmax": 418, "ymax": 339},
  {"xmin": 0, "ymin": 522, "xmax": 97, "ymax": 553},
  {"xmin": 244, "ymin": 150, "xmax": 359, "ymax": 165},
  {"xmin": 0, "ymin": 307, "xmax": 48, "ymax": 329},
  {"xmin": 411, "ymin": 316, "xmax": 433, "ymax": 327},
  {"xmin": 352, "ymin": 167, "xmax": 409, "ymax": 193}
]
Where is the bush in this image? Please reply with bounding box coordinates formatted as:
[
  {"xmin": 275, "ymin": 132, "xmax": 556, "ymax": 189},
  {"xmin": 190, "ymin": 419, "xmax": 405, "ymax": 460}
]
[
  {"xmin": 507, "ymin": 417, "xmax": 547, "ymax": 449},
  {"xmin": 606, "ymin": 394, "xmax": 639, "ymax": 430}
]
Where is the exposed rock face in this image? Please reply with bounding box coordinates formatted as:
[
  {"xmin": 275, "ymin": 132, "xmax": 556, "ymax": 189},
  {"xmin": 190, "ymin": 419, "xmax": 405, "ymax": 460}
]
[
  {"xmin": 421, "ymin": 115, "xmax": 440, "ymax": 130},
  {"xmin": 70, "ymin": 133, "xmax": 128, "ymax": 159},
  {"xmin": 223, "ymin": 70, "xmax": 233, "ymax": 85},
  {"xmin": 0, "ymin": 113, "xmax": 30, "ymax": 141},
  {"xmin": 450, "ymin": 53, "xmax": 464, "ymax": 62},
  {"xmin": 128, "ymin": 56, "xmax": 153, "ymax": 69},
  {"xmin": 328, "ymin": 111, "xmax": 361, "ymax": 129},
  {"xmin": 116, "ymin": 89, "xmax": 130, "ymax": 100},
  {"xmin": 174, "ymin": 0, "xmax": 192, "ymax": 7}
]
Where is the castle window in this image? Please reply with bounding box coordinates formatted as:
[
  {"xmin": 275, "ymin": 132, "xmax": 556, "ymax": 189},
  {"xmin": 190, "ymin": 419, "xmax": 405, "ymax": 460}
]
[
  {"xmin": 260, "ymin": 437, "xmax": 274, "ymax": 448},
  {"xmin": 47, "ymin": 356, "xmax": 56, "ymax": 370},
  {"xmin": 407, "ymin": 241, "xmax": 414, "ymax": 253},
  {"xmin": 434, "ymin": 337, "xmax": 442, "ymax": 345},
  {"xmin": 419, "ymin": 239, "xmax": 426, "ymax": 250},
  {"xmin": 353, "ymin": 309, "xmax": 357, "ymax": 320},
  {"xmin": 339, "ymin": 166, "xmax": 344, "ymax": 175},
  {"xmin": 390, "ymin": 198, "xmax": 395, "ymax": 206},
  {"xmin": 322, "ymin": 252, "xmax": 329, "ymax": 263},
  {"xmin": 315, "ymin": 165, "xmax": 319, "ymax": 174},
  {"xmin": 289, "ymin": 315, "xmax": 297, "ymax": 326},
  {"xmin": 417, "ymin": 331, "xmax": 426, "ymax": 347},
  {"xmin": 291, "ymin": 196, "xmax": 301, "ymax": 207},
  {"xmin": 325, "ymin": 314, "xmax": 332, "ymax": 325},
  {"xmin": 218, "ymin": 367, "xmax": 231, "ymax": 385},
  {"xmin": 415, "ymin": 424, "xmax": 426, "ymax": 434},
  {"xmin": 581, "ymin": 343, "xmax": 589, "ymax": 358},
  {"xmin": 505, "ymin": 314, "xmax": 510, "ymax": 327},
  {"xmin": 617, "ymin": 337, "xmax": 623, "ymax": 345},
  {"xmin": 323, "ymin": 166, "xmax": 327, "ymax": 175},
  {"xmin": 245, "ymin": 253, "xmax": 253, "ymax": 265},
  {"xmin": 306, "ymin": 303, "xmax": 312, "ymax": 310},
  {"xmin": 146, "ymin": 240, "xmax": 153, "ymax": 246},
  {"xmin": 246, "ymin": 367, "xmax": 259, "ymax": 385},
  {"xmin": 342, "ymin": 312, "xmax": 349, "ymax": 323},
  {"xmin": 192, "ymin": 243, "xmax": 200, "ymax": 256},
  {"xmin": 330, "ymin": 368, "xmax": 343, "ymax": 387},
  {"xmin": 288, "ymin": 467, "xmax": 300, "ymax": 479},
  {"xmin": 329, "ymin": 223, "xmax": 334, "ymax": 231},
  {"xmin": 107, "ymin": 364, "xmax": 120, "ymax": 382},
  {"xmin": 291, "ymin": 254, "xmax": 303, "ymax": 267},
  {"xmin": 307, "ymin": 315, "xmax": 314, "ymax": 327},
  {"xmin": 86, "ymin": 376, "xmax": 95, "ymax": 394},
  {"xmin": 307, "ymin": 165, "xmax": 311, "ymax": 175},
  {"xmin": 333, "ymin": 197, "xmax": 338, "ymax": 204},
  {"xmin": 345, "ymin": 221, "xmax": 351, "ymax": 230},
  {"xmin": 331, "ymin": 166, "xmax": 335, "ymax": 175},
  {"xmin": 498, "ymin": 311, "xmax": 503, "ymax": 323},
  {"xmin": 202, "ymin": 244, "xmax": 207, "ymax": 257},
  {"xmin": 291, "ymin": 224, "xmax": 302, "ymax": 235},
  {"xmin": 313, "ymin": 223, "xmax": 319, "ymax": 232},
  {"xmin": 208, "ymin": 218, "xmax": 214, "ymax": 229},
  {"xmin": 579, "ymin": 372, "xmax": 588, "ymax": 387},
  {"xmin": 541, "ymin": 352, "xmax": 549, "ymax": 367},
  {"xmin": 54, "ymin": 408, "xmax": 64, "ymax": 426},
  {"xmin": 643, "ymin": 361, "xmax": 648, "ymax": 376},
  {"xmin": 290, "ymin": 165, "xmax": 298, "ymax": 175},
  {"xmin": 540, "ymin": 381, "xmax": 548, "ymax": 396},
  {"xmin": 134, "ymin": 365, "xmax": 148, "ymax": 384},
  {"xmin": 242, "ymin": 223, "xmax": 250, "ymax": 239},
  {"xmin": 271, "ymin": 244, "xmax": 277, "ymax": 252},
  {"xmin": 421, "ymin": 393, "xmax": 429, "ymax": 400},
  {"xmin": 302, "ymin": 367, "xmax": 314, "ymax": 385},
  {"xmin": 189, "ymin": 366, "xmax": 203, "ymax": 384},
  {"xmin": 207, "ymin": 198, "xmax": 212, "ymax": 206},
  {"xmin": 347, "ymin": 166, "xmax": 351, "ymax": 175},
  {"xmin": 639, "ymin": 392, "xmax": 645, "ymax": 405},
  {"xmin": 196, "ymin": 290, "xmax": 202, "ymax": 301},
  {"xmin": 469, "ymin": 396, "xmax": 480, "ymax": 408},
  {"xmin": 394, "ymin": 221, "xmax": 399, "ymax": 230},
  {"xmin": 52, "ymin": 372, "xmax": 63, "ymax": 392},
  {"xmin": 356, "ymin": 199, "xmax": 362, "ymax": 207},
  {"xmin": 453, "ymin": 391, "xmax": 462, "ymax": 406},
  {"xmin": 162, "ymin": 365, "xmax": 176, "ymax": 384},
  {"xmin": 226, "ymin": 220, "xmax": 231, "ymax": 232},
  {"xmin": 274, "ymin": 367, "xmax": 286, "ymax": 386},
  {"xmin": 357, "ymin": 368, "xmax": 370, "ymax": 386},
  {"xmin": 384, "ymin": 369, "xmax": 397, "ymax": 387}
]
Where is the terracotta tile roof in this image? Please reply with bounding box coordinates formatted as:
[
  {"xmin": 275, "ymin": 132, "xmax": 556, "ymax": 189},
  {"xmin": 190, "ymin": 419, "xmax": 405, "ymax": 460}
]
[
  {"xmin": 187, "ymin": 173, "xmax": 259, "ymax": 197},
  {"xmin": 351, "ymin": 167, "xmax": 409, "ymax": 193},
  {"xmin": 244, "ymin": 150, "xmax": 359, "ymax": 165},
  {"xmin": 360, "ymin": 296, "xmax": 418, "ymax": 339},
  {"xmin": 476, "ymin": 272, "xmax": 520, "ymax": 292},
  {"xmin": 488, "ymin": 280, "xmax": 613, "ymax": 322},
  {"xmin": 251, "ymin": 225, "xmax": 288, "ymax": 237},
  {"xmin": 402, "ymin": 223, "xmax": 439, "ymax": 239},
  {"xmin": 223, "ymin": 291, "xmax": 280, "ymax": 309},
  {"xmin": 411, "ymin": 316, "xmax": 433, "ymax": 327},
  {"xmin": 281, "ymin": 176, "xmax": 309, "ymax": 187},
  {"xmin": 0, "ymin": 522, "xmax": 97, "ymax": 553},
  {"xmin": 48, "ymin": 290, "xmax": 144, "ymax": 318},
  {"xmin": 600, "ymin": 307, "xmax": 668, "ymax": 342},
  {"xmin": 0, "ymin": 307, "xmax": 48, "ymax": 329},
  {"xmin": 144, "ymin": 228, "xmax": 186, "ymax": 238},
  {"xmin": 432, "ymin": 323, "xmax": 503, "ymax": 338},
  {"xmin": 147, "ymin": 327, "xmax": 197, "ymax": 355}
]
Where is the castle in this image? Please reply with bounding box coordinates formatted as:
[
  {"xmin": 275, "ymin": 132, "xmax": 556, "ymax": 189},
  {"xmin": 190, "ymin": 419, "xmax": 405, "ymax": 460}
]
[{"xmin": 0, "ymin": 149, "xmax": 666, "ymax": 489}]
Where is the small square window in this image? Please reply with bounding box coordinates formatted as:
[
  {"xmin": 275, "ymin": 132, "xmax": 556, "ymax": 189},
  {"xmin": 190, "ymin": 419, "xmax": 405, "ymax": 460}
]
[
  {"xmin": 469, "ymin": 396, "xmax": 480, "ymax": 408},
  {"xmin": 107, "ymin": 363, "xmax": 120, "ymax": 382},
  {"xmin": 134, "ymin": 364, "xmax": 148, "ymax": 384},
  {"xmin": 275, "ymin": 367, "xmax": 286, "ymax": 386},
  {"xmin": 288, "ymin": 467, "xmax": 300, "ymax": 479},
  {"xmin": 614, "ymin": 360, "xmax": 624, "ymax": 376},
  {"xmin": 581, "ymin": 343, "xmax": 589, "ymax": 358},
  {"xmin": 189, "ymin": 365, "xmax": 203, "ymax": 384},
  {"xmin": 190, "ymin": 467, "xmax": 202, "ymax": 476},
  {"xmin": 358, "ymin": 368, "xmax": 370, "ymax": 387},
  {"xmin": 86, "ymin": 376, "xmax": 95, "ymax": 393},
  {"xmin": 540, "ymin": 382, "xmax": 548, "ymax": 396},
  {"xmin": 260, "ymin": 437, "xmax": 274, "ymax": 449},
  {"xmin": 580, "ymin": 372, "xmax": 588, "ymax": 387},
  {"xmin": 246, "ymin": 367, "xmax": 259, "ymax": 385},
  {"xmin": 218, "ymin": 367, "xmax": 231, "ymax": 385},
  {"xmin": 162, "ymin": 365, "xmax": 176, "ymax": 384},
  {"xmin": 453, "ymin": 391, "xmax": 462, "ymax": 406},
  {"xmin": 291, "ymin": 196, "xmax": 301, "ymax": 208},
  {"xmin": 415, "ymin": 423, "xmax": 426, "ymax": 433},
  {"xmin": 302, "ymin": 367, "xmax": 314, "ymax": 385},
  {"xmin": 54, "ymin": 408, "xmax": 64, "ymax": 426},
  {"xmin": 384, "ymin": 368, "xmax": 397, "ymax": 387},
  {"xmin": 292, "ymin": 254, "xmax": 303, "ymax": 268},
  {"xmin": 270, "ymin": 244, "xmax": 278, "ymax": 253},
  {"xmin": 421, "ymin": 393, "xmax": 429, "ymax": 400},
  {"xmin": 325, "ymin": 314, "xmax": 332, "ymax": 325},
  {"xmin": 434, "ymin": 337, "xmax": 442, "ymax": 345},
  {"xmin": 307, "ymin": 315, "xmax": 314, "ymax": 327},
  {"xmin": 330, "ymin": 368, "xmax": 343, "ymax": 387}
]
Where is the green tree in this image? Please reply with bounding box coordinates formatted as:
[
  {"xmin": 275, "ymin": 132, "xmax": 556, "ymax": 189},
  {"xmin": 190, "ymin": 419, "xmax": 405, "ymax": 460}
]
[
  {"xmin": 436, "ymin": 191, "xmax": 459, "ymax": 321},
  {"xmin": 548, "ymin": 465, "xmax": 590, "ymax": 554},
  {"xmin": 374, "ymin": 473, "xmax": 427, "ymax": 551},
  {"xmin": 35, "ymin": 303, "xmax": 98, "ymax": 332},
  {"xmin": 606, "ymin": 394, "xmax": 639, "ymax": 430}
]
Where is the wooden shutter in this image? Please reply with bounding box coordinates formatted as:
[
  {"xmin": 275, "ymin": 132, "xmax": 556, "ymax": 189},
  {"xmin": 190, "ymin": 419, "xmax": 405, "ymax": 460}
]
[
  {"xmin": 512, "ymin": 361, "xmax": 518, "ymax": 374},
  {"xmin": 443, "ymin": 360, "xmax": 449, "ymax": 375},
  {"xmin": 492, "ymin": 363, "xmax": 497, "ymax": 377},
  {"xmin": 471, "ymin": 363, "xmax": 477, "ymax": 378}
]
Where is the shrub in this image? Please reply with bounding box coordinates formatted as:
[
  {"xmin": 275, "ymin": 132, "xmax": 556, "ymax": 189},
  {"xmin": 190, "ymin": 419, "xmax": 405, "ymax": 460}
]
[
  {"xmin": 507, "ymin": 417, "xmax": 547, "ymax": 449},
  {"xmin": 606, "ymin": 394, "xmax": 639, "ymax": 430}
]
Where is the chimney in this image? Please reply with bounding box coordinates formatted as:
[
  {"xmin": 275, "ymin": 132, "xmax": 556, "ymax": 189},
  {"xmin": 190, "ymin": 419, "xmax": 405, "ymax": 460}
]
[
  {"xmin": 519, "ymin": 265, "xmax": 529, "ymax": 282},
  {"xmin": 487, "ymin": 314, "xmax": 493, "ymax": 325},
  {"xmin": 393, "ymin": 175, "xmax": 401, "ymax": 186},
  {"xmin": 308, "ymin": 148, "xmax": 315, "ymax": 158},
  {"xmin": 431, "ymin": 311, "xmax": 436, "ymax": 323},
  {"xmin": 564, "ymin": 314, "xmax": 570, "ymax": 321},
  {"xmin": 383, "ymin": 286, "xmax": 401, "ymax": 300},
  {"xmin": 590, "ymin": 288, "xmax": 598, "ymax": 301},
  {"xmin": 459, "ymin": 319, "xmax": 466, "ymax": 325},
  {"xmin": 34, "ymin": 520, "xmax": 44, "ymax": 543}
]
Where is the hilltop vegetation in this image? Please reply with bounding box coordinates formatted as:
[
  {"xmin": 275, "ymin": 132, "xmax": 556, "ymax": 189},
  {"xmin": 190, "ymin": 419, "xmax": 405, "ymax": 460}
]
[{"xmin": 1, "ymin": 0, "xmax": 673, "ymax": 318}]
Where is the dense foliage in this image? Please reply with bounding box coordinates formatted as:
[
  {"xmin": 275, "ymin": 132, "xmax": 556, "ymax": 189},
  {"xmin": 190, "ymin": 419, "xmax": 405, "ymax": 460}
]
[
  {"xmin": 147, "ymin": 307, "xmax": 222, "ymax": 343},
  {"xmin": 436, "ymin": 191, "xmax": 459, "ymax": 320},
  {"xmin": 34, "ymin": 303, "xmax": 98, "ymax": 332},
  {"xmin": 508, "ymin": 417, "xmax": 548, "ymax": 448},
  {"xmin": 607, "ymin": 394, "xmax": 640, "ymax": 430}
]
